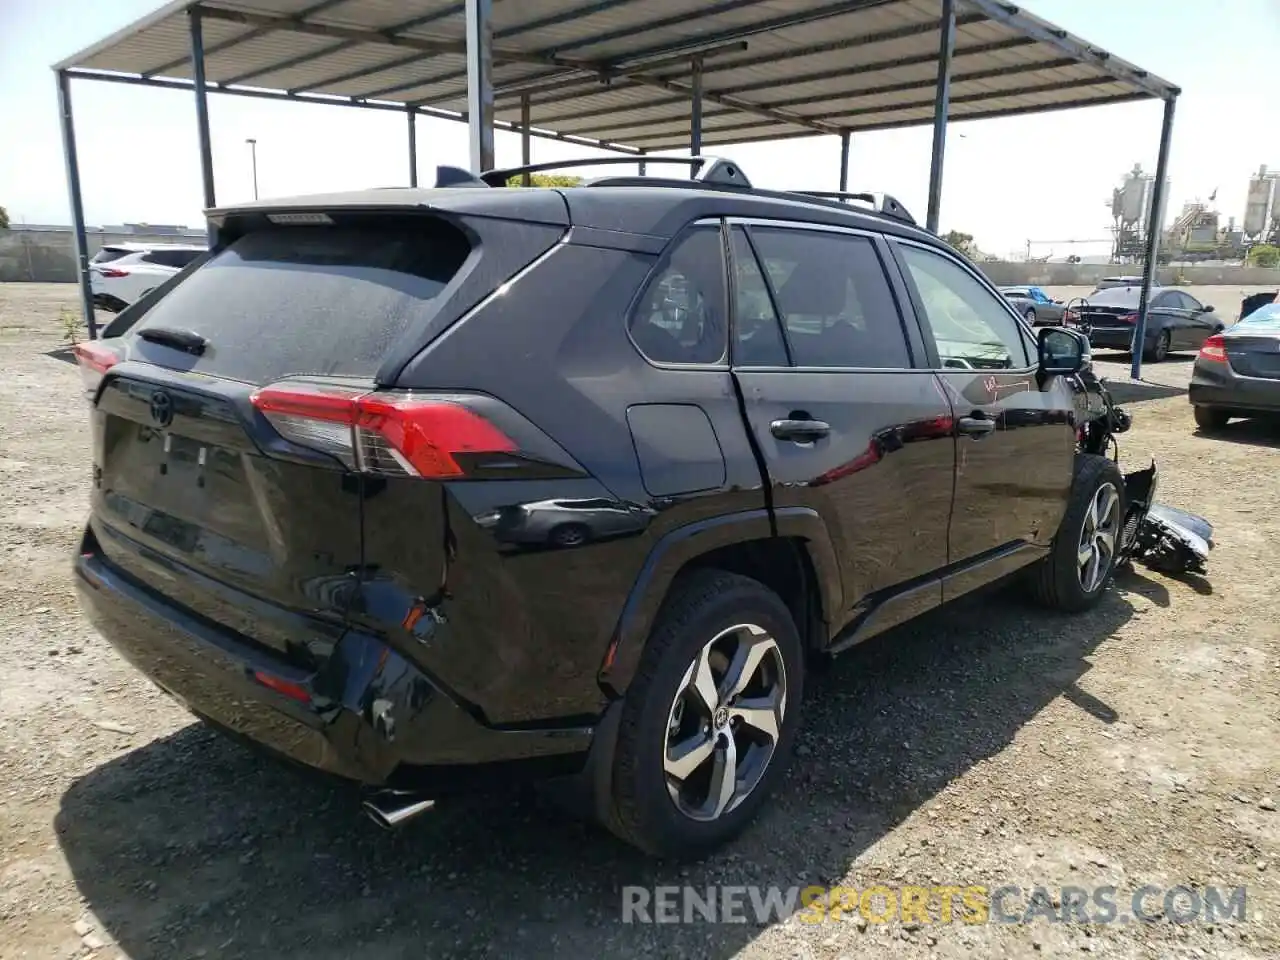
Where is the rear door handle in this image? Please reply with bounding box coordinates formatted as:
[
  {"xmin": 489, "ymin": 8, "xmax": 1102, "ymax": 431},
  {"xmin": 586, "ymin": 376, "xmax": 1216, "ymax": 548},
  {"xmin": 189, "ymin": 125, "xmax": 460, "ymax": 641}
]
[
  {"xmin": 957, "ymin": 415, "xmax": 996, "ymax": 438},
  {"xmin": 771, "ymin": 418, "xmax": 830, "ymax": 443}
]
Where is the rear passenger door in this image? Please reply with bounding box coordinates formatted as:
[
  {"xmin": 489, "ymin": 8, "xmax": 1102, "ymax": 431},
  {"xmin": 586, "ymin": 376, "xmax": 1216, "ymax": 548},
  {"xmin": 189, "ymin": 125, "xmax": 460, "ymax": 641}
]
[
  {"xmin": 728, "ymin": 221, "xmax": 957, "ymax": 638},
  {"xmin": 1172, "ymin": 291, "xmax": 1215, "ymax": 349},
  {"xmin": 889, "ymin": 240, "xmax": 1076, "ymax": 599}
]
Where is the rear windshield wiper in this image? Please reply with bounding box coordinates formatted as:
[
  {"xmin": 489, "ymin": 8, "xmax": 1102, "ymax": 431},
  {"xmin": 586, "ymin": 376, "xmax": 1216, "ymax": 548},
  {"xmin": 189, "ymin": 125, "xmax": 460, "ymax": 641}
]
[{"xmin": 137, "ymin": 326, "xmax": 208, "ymax": 356}]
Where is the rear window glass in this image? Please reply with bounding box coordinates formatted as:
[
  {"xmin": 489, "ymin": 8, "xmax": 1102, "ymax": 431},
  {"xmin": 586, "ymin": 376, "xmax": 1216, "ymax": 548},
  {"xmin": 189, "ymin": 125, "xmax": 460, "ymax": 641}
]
[
  {"xmin": 92, "ymin": 247, "xmax": 132, "ymax": 264},
  {"xmin": 142, "ymin": 248, "xmax": 204, "ymax": 268},
  {"xmin": 131, "ymin": 221, "xmax": 470, "ymax": 384},
  {"xmin": 1086, "ymin": 287, "xmax": 1143, "ymax": 306}
]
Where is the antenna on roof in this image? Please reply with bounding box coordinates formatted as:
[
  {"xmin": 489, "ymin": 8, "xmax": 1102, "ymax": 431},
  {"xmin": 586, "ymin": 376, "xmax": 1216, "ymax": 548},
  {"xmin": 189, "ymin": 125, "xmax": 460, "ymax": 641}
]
[
  {"xmin": 434, "ymin": 166, "xmax": 488, "ymax": 188},
  {"xmin": 477, "ymin": 155, "xmax": 752, "ymax": 188}
]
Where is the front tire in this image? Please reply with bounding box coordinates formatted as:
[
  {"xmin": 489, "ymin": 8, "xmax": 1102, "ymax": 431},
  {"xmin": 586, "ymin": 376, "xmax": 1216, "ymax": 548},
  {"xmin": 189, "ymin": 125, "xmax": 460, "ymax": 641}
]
[
  {"xmin": 1029, "ymin": 454, "xmax": 1125, "ymax": 612},
  {"xmin": 1193, "ymin": 406, "xmax": 1230, "ymax": 431},
  {"xmin": 607, "ymin": 570, "xmax": 804, "ymax": 857}
]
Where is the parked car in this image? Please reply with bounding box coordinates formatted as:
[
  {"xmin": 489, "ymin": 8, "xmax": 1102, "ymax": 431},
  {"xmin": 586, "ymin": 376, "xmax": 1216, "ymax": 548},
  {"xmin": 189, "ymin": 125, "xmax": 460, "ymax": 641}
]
[
  {"xmin": 89, "ymin": 242, "xmax": 206, "ymax": 312},
  {"xmin": 1072, "ymin": 285, "xmax": 1223, "ymax": 362},
  {"xmin": 74, "ymin": 159, "xmax": 1117, "ymax": 858},
  {"xmin": 1239, "ymin": 290, "xmax": 1279, "ymax": 322},
  {"xmin": 1190, "ymin": 300, "xmax": 1280, "ymax": 429},
  {"xmin": 999, "ymin": 285, "xmax": 1066, "ymax": 325}
]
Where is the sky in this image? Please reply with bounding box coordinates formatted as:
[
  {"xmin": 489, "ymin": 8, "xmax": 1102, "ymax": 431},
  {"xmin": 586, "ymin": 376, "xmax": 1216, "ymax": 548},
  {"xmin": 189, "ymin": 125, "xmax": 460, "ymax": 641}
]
[{"xmin": 0, "ymin": 0, "xmax": 1277, "ymax": 260}]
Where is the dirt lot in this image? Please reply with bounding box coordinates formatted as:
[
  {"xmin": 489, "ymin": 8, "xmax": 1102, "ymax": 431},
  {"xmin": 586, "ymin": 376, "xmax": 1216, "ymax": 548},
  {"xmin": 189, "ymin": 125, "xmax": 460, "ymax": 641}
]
[{"xmin": 2, "ymin": 282, "xmax": 1279, "ymax": 960}]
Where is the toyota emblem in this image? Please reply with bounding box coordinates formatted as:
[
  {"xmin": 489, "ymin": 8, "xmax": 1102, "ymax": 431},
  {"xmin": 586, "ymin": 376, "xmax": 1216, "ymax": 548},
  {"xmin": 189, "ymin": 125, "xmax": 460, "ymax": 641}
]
[{"xmin": 149, "ymin": 390, "xmax": 174, "ymax": 428}]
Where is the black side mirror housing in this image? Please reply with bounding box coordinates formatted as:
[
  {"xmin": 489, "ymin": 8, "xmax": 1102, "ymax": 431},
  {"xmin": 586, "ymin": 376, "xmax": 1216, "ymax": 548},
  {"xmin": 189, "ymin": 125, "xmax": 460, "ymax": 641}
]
[
  {"xmin": 1038, "ymin": 326, "xmax": 1088, "ymax": 376},
  {"xmin": 1202, "ymin": 304, "xmax": 1215, "ymax": 313}
]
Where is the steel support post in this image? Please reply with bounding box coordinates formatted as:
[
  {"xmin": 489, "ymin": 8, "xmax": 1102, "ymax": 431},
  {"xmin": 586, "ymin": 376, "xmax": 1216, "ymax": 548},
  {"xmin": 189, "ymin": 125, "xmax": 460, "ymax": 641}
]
[
  {"xmin": 1131, "ymin": 95, "xmax": 1178, "ymax": 379},
  {"xmin": 926, "ymin": 0, "xmax": 956, "ymax": 233},
  {"xmin": 407, "ymin": 106, "xmax": 418, "ymax": 186},
  {"xmin": 55, "ymin": 70, "xmax": 96, "ymax": 339},
  {"xmin": 690, "ymin": 55, "xmax": 703, "ymax": 175},
  {"xmin": 839, "ymin": 131, "xmax": 850, "ymax": 191},
  {"xmin": 521, "ymin": 94, "xmax": 531, "ymax": 185},
  {"xmin": 465, "ymin": 0, "xmax": 495, "ymax": 173}
]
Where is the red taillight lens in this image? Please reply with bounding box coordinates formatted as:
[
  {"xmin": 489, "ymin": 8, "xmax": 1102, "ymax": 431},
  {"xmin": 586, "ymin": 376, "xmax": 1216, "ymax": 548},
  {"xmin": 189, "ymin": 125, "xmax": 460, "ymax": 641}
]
[
  {"xmin": 73, "ymin": 341, "xmax": 121, "ymax": 399},
  {"xmin": 97, "ymin": 267, "xmax": 129, "ymax": 278},
  {"xmin": 1198, "ymin": 334, "xmax": 1227, "ymax": 363},
  {"xmin": 250, "ymin": 383, "xmax": 517, "ymax": 478},
  {"xmin": 1119, "ymin": 313, "xmax": 1138, "ymax": 324}
]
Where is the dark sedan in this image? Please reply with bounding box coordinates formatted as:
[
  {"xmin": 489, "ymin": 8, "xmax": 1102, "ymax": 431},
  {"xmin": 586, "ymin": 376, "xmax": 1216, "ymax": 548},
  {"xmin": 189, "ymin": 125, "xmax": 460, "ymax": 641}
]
[
  {"xmin": 1070, "ymin": 286, "xmax": 1223, "ymax": 363},
  {"xmin": 1189, "ymin": 303, "xmax": 1280, "ymax": 429}
]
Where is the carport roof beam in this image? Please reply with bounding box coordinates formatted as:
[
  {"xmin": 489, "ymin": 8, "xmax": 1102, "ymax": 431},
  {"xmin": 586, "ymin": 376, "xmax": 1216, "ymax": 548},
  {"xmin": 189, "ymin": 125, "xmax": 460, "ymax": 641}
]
[{"xmin": 54, "ymin": 0, "xmax": 1176, "ymax": 150}]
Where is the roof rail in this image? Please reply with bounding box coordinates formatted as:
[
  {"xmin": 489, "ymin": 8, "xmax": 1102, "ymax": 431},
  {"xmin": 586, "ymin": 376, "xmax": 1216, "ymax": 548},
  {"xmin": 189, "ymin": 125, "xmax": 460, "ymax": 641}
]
[
  {"xmin": 436, "ymin": 156, "xmax": 918, "ymax": 231},
  {"xmin": 788, "ymin": 191, "xmax": 917, "ymax": 226},
  {"xmin": 478, "ymin": 155, "xmax": 752, "ymax": 188}
]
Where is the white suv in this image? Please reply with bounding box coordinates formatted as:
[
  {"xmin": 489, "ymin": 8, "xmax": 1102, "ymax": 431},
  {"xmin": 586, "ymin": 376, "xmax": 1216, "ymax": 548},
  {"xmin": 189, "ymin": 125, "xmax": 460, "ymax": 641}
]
[{"xmin": 89, "ymin": 242, "xmax": 206, "ymax": 312}]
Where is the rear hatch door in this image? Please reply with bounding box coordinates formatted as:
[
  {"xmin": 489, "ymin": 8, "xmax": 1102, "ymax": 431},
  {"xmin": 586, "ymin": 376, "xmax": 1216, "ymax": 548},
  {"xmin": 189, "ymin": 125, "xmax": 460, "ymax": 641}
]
[{"xmin": 89, "ymin": 212, "xmax": 521, "ymax": 669}]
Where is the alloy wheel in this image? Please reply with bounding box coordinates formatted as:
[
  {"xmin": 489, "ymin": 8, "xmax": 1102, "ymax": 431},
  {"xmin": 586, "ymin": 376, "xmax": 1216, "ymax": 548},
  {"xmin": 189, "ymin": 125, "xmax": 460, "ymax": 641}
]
[
  {"xmin": 663, "ymin": 624, "xmax": 787, "ymax": 822},
  {"xmin": 1077, "ymin": 481, "xmax": 1120, "ymax": 592}
]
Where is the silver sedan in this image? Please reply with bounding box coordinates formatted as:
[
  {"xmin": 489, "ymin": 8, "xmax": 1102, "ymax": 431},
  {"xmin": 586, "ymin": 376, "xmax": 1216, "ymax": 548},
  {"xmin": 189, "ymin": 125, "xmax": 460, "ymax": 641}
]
[{"xmin": 999, "ymin": 285, "xmax": 1067, "ymax": 325}]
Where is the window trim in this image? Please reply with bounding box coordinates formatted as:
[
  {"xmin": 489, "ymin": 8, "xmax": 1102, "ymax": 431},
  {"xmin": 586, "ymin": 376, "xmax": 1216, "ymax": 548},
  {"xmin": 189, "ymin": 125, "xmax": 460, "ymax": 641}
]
[
  {"xmin": 724, "ymin": 216, "xmax": 922, "ymax": 373},
  {"xmin": 888, "ymin": 237, "xmax": 1038, "ymax": 372},
  {"xmin": 624, "ymin": 218, "xmax": 730, "ymax": 371},
  {"xmin": 726, "ymin": 223, "xmax": 794, "ymax": 368}
]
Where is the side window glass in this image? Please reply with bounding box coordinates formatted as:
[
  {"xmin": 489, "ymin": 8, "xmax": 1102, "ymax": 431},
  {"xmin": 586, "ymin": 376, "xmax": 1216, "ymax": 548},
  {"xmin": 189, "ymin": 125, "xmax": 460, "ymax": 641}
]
[
  {"xmin": 749, "ymin": 228, "xmax": 911, "ymax": 369},
  {"xmin": 729, "ymin": 227, "xmax": 789, "ymax": 367},
  {"xmin": 898, "ymin": 244, "xmax": 1030, "ymax": 369},
  {"xmin": 629, "ymin": 226, "xmax": 727, "ymax": 365},
  {"xmin": 1176, "ymin": 292, "xmax": 1200, "ymax": 311}
]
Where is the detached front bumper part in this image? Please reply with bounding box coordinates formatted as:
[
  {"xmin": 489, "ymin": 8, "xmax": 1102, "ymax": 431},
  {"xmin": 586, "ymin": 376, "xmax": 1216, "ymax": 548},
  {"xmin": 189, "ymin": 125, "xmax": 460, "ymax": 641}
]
[{"xmin": 1119, "ymin": 463, "xmax": 1212, "ymax": 575}]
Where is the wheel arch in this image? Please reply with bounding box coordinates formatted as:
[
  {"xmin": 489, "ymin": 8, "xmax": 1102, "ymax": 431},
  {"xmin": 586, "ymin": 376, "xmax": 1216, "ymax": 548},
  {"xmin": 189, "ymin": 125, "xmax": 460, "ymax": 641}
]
[{"xmin": 598, "ymin": 508, "xmax": 841, "ymax": 699}]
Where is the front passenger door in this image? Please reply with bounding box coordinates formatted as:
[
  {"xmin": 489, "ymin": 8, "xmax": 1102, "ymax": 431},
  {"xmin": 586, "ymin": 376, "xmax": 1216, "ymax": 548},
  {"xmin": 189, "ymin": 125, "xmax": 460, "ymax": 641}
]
[{"xmin": 890, "ymin": 241, "xmax": 1076, "ymax": 599}]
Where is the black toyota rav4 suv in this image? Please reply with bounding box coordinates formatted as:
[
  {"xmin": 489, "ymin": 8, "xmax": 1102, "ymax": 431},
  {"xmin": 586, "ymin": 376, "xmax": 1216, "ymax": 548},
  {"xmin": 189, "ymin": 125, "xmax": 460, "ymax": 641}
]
[{"xmin": 74, "ymin": 158, "xmax": 1116, "ymax": 857}]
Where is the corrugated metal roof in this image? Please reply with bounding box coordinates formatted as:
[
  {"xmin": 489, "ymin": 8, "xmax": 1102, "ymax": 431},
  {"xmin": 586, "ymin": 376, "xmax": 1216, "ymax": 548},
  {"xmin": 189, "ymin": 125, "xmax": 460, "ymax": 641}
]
[{"xmin": 56, "ymin": 0, "xmax": 1178, "ymax": 154}]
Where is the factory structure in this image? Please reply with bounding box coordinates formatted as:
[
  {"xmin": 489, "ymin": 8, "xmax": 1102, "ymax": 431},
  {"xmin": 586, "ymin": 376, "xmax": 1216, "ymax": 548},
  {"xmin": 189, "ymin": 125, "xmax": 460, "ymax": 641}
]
[{"xmin": 1109, "ymin": 163, "xmax": 1280, "ymax": 263}]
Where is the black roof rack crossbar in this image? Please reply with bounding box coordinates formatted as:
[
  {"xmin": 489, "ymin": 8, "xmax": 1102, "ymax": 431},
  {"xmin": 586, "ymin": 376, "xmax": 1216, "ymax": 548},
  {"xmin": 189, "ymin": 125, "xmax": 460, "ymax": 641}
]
[
  {"xmin": 479, "ymin": 155, "xmax": 752, "ymax": 188},
  {"xmin": 789, "ymin": 191, "xmax": 916, "ymax": 226}
]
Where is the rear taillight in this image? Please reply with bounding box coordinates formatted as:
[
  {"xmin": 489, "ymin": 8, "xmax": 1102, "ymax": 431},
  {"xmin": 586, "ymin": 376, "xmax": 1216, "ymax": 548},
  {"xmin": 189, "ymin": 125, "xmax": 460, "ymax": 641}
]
[
  {"xmin": 1119, "ymin": 313, "xmax": 1138, "ymax": 324},
  {"xmin": 1198, "ymin": 334, "xmax": 1227, "ymax": 363},
  {"xmin": 73, "ymin": 341, "xmax": 120, "ymax": 399},
  {"xmin": 97, "ymin": 267, "xmax": 129, "ymax": 278},
  {"xmin": 251, "ymin": 383, "xmax": 517, "ymax": 478}
]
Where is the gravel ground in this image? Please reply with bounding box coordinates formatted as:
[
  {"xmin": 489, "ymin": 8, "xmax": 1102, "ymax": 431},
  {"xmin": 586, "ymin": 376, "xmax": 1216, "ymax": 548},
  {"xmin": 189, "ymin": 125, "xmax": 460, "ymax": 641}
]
[{"xmin": 2, "ymin": 282, "xmax": 1279, "ymax": 960}]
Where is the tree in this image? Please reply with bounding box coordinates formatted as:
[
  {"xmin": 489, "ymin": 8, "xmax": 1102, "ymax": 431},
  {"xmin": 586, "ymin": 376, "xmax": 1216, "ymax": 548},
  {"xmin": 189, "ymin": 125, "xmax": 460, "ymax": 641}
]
[
  {"xmin": 941, "ymin": 229, "xmax": 977, "ymax": 258},
  {"xmin": 0, "ymin": 206, "xmax": 9, "ymax": 230},
  {"xmin": 506, "ymin": 173, "xmax": 583, "ymax": 188},
  {"xmin": 1248, "ymin": 244, "xmax": 1280, "ymax": 268}
]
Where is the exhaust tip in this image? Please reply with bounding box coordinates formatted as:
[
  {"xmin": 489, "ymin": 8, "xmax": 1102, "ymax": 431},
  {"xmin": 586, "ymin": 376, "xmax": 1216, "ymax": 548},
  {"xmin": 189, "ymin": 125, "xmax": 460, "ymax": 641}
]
[{"xmin": 362, "ymin": 793, "xmax": 435, "ymax": 830}]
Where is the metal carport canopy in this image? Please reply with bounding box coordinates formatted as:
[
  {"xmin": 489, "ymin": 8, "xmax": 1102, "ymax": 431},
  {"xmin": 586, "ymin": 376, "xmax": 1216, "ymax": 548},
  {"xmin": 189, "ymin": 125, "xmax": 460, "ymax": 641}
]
[
  {"xmin": 58, "ymin": 0, "xmax": 1176, "ymax": 153},
  {"xmin": 55, "ymin": 0, "xmax": 1179, "ymax": 379}
]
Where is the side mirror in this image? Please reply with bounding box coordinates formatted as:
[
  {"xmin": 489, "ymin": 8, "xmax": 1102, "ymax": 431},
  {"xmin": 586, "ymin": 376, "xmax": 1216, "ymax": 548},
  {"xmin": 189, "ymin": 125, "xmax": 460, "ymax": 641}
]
[
  {"xmin": 1202, "ymin": 304, "xmax": 1215, "ymax": 313},
  {"xmin": 1038, "ymin": 326, "xmax": 1087, "ymax": 376}
]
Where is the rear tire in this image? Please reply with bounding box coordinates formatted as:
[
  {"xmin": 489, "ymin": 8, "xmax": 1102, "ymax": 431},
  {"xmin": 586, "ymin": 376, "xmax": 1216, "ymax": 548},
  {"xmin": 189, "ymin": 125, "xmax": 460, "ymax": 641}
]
[
  {"xmin": 1144, "ymin": 329, "xmax": 1171, "ymax": 363},
  {"xmin": 1193, "ymin": 406, "xmax": 1230, "ymax": 431},
  {"xmin": 1029, "ymin": 454, "xmax": 1126, "ymax": 613},
  {"xmin": 607, "ymin": 570, "xmax": 804, "ymax": 857}
]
